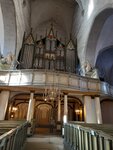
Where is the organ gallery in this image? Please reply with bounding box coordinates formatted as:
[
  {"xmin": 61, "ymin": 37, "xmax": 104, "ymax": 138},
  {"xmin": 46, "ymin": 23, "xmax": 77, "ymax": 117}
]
[{"xmin": 18, "ymin": 24, "xmax": 79, "ymax": 74}]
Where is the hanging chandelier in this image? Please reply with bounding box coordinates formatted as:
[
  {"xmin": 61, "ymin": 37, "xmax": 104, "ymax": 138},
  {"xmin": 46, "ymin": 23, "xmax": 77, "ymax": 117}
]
[
  {"xmin": 43, "ymin": 71, "xmax": 61, "ymax": 102},
  {"xmin": 43, "ymin": 86, "xmax": 61, "ymax": 102}
]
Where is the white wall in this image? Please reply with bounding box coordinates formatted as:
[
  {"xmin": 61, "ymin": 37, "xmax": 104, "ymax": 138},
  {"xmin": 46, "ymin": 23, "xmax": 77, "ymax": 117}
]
[
  {"xmin": 0, "ymin": 0, "xmax": 16, "ymax": 57},
  {"xmin": 72, "ymin": 0, "xmax": 113, "ymax": 66},
  {"xmin": 0, "ymin": 4, "xmax": 4, "ymax": 56},
  {"xmin": 13, "ymin": 0, "xmax": 31, "ymax": 58},
  {"xmin": 31, "ymin": 0, "xmax": 75, "ymax": 43},
  {"xmin": 1, "ymin": 0, "xmax": 113, "ymax": 65},
  {"xmin": 72, "ymin": 4, "xmax": 84, "ymax": 44},
  {"xmin": 95, "ymin": 14, "xmax": 113, "ymax": 62}
]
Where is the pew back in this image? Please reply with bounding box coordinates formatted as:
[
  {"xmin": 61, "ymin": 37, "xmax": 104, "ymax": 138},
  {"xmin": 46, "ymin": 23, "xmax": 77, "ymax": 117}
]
[
  {"xmin": 0, "ymin": 121, "xmax": 29, "ymax": 150},
  {"xmin": 64, "ymin": 122, "xmax": 113, "ymax": 150}
]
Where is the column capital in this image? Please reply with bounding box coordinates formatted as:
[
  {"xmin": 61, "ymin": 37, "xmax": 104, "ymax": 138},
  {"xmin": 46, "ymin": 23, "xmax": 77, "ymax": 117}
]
[
  {"xmin": 94, "ymin": 95, "xmax": 100, "ymax": 98},
  {"xmin": 0, "ymin": 90, "xmax": 10, "ymax": 92},
  {"xmin": 83, "ymin": 95, "xmax": 100, "ymax": 99},
  {"xmin": 30, "ymin": 90, "xmax": 35, "ymax": 94},
  {"xmin": 63, "ymin": 92, "xmax": 68, "ymax": 96},
  {"xmin": 83, "ymin": 95, "xmax": 91, "ymax": 98}
]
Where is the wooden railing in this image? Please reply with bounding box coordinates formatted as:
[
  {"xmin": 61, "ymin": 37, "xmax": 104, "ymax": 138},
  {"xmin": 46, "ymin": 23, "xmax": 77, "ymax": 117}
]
[
  {"xmin": 0, "ymin": 121, "xmax": 29, "ymax": 150},
  {"xmin": 64, "ymin": 122, "xmax": 113, "ymax": 150},
  {"xmin": 0, "ymin": 69, "xmax": 112, "ymax": 96}
]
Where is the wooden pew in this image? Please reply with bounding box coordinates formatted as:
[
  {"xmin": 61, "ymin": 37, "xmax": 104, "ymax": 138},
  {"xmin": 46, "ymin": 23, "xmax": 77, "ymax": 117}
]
[
  {"xmin": 0, "ymin": 121, "xmax": 29, "ymax": 150},
  {"xmin": 64, "ymin": 122, "xmax": 113, "ymax": 150},
  {"xmin": 70, "ymin": 121, "xmax": 113, "ymax": 136}
]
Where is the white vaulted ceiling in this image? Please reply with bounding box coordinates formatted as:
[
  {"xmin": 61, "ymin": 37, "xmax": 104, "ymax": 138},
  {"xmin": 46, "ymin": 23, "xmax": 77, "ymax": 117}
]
[{"xmin": 31, "ymin": 0, "xmax": 77, "ymax": 42}]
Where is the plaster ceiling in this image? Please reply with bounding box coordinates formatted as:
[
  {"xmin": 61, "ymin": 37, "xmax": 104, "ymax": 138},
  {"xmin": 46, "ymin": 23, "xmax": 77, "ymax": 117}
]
[{"xmin": 30, "ymin": 0, "xmax": 77, "ymax": 41}]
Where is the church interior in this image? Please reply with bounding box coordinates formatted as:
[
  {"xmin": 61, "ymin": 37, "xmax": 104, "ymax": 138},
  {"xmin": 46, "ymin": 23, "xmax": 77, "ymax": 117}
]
[{"xmin": 0, "ymin": 0, "xmax": 113, "ymax": 149}]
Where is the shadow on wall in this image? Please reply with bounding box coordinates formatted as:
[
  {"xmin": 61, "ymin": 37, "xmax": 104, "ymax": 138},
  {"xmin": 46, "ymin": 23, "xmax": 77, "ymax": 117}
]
[
  {"xmin": 86, "ymin": 8, "xmax": 113, "ymax": 67},
  {"xmin": 95, "ymin": 46, "xmax": 113, "ymax": 86}
]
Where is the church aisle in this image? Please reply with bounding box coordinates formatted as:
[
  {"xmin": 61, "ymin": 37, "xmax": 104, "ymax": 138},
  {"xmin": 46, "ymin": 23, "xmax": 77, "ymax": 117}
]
[{"xmin": 23, "ymin": 134, "xmax": 64, "ymax": 150}]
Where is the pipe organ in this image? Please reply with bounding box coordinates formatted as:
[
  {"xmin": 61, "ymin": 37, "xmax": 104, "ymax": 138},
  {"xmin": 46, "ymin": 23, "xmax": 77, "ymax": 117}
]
[{"xmin": 18, "ymin": 25, "xmax": 79, "ymax": 73}]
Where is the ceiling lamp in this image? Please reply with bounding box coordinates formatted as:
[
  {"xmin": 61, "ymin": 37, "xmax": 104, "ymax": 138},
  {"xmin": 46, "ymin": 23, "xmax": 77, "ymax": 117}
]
[
  {"xmin": 43, "ymin": 71, "xmax": 61, "ymax": 102},
  {"xmin": 43, "ymin": 86, "xmax": 61, "ymax": 102}
]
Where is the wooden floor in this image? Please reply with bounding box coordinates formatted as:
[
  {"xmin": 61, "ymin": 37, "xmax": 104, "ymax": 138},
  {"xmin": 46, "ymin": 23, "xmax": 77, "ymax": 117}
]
[{"xmin": 23, "ymin": 134, "xmax": 64, "ymax": 150}]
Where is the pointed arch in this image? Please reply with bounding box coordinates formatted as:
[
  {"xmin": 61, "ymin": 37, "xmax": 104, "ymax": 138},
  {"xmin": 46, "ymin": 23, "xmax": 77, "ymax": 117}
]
[{"xmin": 86, "ymin": 8, "xmax": 113, "ymax": 66}]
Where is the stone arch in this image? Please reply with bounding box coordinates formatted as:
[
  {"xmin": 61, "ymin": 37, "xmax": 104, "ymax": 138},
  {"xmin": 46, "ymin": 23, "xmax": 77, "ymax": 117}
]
[
  {"xmin": 35, "ymin": 103, "xmax": 53, "ymax": 125},
  {"xmin": 0, "ymin": 0, "xmax": 16, "ymax": 57},
  {"xmin": 85, "ymin": 8, "xmax": 113, "ymax": 66},
  {"xmin": 15, "ymin": 102, "xmax": 28, "ymax": 120},
  {"xmin": 95, "ymin": 46, "xmax": 113, "ymax": 85}
]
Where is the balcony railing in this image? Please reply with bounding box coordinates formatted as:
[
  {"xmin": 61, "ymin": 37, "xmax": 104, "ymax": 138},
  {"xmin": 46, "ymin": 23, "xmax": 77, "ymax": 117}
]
[{"xmin": 0, "ymin": 69, "xmax": 112, "ymax": 96}]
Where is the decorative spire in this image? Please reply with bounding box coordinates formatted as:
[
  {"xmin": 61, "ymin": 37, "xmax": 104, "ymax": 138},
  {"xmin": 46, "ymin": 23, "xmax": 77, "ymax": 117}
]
[
  {"xmin": 25, "ymin": 29, "xmax": 34, "ymax": 45},
  {"xmin": 66, "ymin": 38, "xmax": 75, "ymax": 50},
  {"xmin": 48, "ymin": 23, "xmax": 54, "ymax": 39}
]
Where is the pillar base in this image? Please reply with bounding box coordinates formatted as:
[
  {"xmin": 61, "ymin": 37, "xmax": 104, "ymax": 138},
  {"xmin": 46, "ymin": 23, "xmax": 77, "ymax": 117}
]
[
  {"xmin": 56, "ymin": 121, "xmax": 62, "ymax": 133},
  {"xmin": 27, "ymin": 120, "xmax": 35, "ymax": 137}
]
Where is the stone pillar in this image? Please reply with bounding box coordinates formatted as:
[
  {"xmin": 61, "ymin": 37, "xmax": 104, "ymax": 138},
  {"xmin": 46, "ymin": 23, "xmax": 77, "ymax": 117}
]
[
  {"xmin": 58, "ymin": 98, "xmax": 61, "ymax": 122},
  {"xmin": 84, "ymin": 96, "xmax": 97, "ymax": 123},
  {"xmin": 95, "ymin": 97, "xmax": 102, "ymax": 124},
  {"xmin": 57, "ymin": 98, "xmax": 61, "ymax": 131},
  {"xmin": 27, "ymin": 92, "xmax": 35, "ymax": 122},
  {"xmin": 0, "ymin": 91, "xmax": 10, "ymax": 120},
  {"xmin": 63, "ymin": 94, "xmax": 68, "ymax": 124}
]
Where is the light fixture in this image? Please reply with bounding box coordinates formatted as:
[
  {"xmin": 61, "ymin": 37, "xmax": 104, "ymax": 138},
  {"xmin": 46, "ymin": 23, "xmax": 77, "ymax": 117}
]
[
  {"xmin": 43, "ymin": 85, "xmax": 61, "ymax": 102},
  {"xmin": 75, "ymin": 109, "xmax": 82, "ymax": 115},
  {"xmin": 10, "ymin": 106, "xmax": 18, "ymax": 119},
  {"xmin": 43, "ymin": 71, "xmax": 61, "ymax": 102},
  {"xmin": 12, "ymin": 106, "xmax": 18, "ymax": 112},
  {"xmin": 10, "ymin": 114, "xmax": 14, "ymax": 118},
  {"xmin": 75, "ymin": 109, "xmax": 80, "ymax": 115}
]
